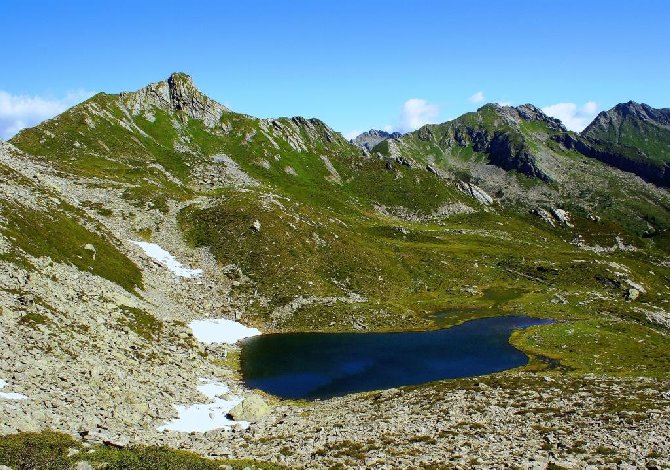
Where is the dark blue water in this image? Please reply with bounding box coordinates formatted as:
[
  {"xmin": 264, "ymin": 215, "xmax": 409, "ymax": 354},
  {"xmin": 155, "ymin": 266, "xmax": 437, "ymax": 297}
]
[{"xmin": 240, "ymin": 315, "xmax": 551, "ymax": 399}]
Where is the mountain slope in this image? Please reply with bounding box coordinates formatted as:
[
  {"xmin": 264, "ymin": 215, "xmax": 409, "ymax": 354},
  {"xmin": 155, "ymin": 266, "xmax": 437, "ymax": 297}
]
[
  {"xmin": 564, "ymin": 101, "xmax": 670, "ymax": 186},
  {"xmin": 10, "ymin": 74, "xmax": 351, "ymax": 210},
  {"xmin": 583, "ymin": 101, "xmax": 670, "ymax": 164},
  {"xmin": 7, "ymin": 74, "xmax": 670, "ymax": 329},
  {"xmin": 376, "ymin": 104, "xmax": 566, "ymax": 181},
  {"xmin": 11, "ymin": 73, "xmax": 484, "ymax": 328},
  {"xmin": 382, "ymin": 103, "xmax": 670, "ymax": 247},
  {"xmin": 8, "ymin": 74, "xmax": 670, "ymax": 330}
]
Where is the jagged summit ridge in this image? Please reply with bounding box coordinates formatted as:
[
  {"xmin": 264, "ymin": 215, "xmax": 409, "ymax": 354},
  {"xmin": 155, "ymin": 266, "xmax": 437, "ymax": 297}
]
[
  {"xmin": 477, "ymin": 103, "xmax": 567, "ymax": 132},
  {"xmin": 120, "ymin": 72, "xmax": 229, "ymax": 128},
  {"xmin": 612, "ymin": 101, "xmax": 670, "ymax": 125},
  {"xmin": 514, "ymin": 104, "xmax": 567, "ymax": 131}
]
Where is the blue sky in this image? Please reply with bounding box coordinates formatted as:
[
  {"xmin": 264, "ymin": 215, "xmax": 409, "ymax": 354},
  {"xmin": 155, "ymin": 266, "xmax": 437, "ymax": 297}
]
[{"xmin": 2, "ymin": 0, "xmax": 669, "ymax": 139}]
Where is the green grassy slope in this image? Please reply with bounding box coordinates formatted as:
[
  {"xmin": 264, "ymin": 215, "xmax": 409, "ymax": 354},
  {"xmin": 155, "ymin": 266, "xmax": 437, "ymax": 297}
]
[
  {"xmin": 378, "ymin": 102, "xmax": 670, "ymax": 254},
  {"xmin": 0, "ymin": 159, "xmax": 142, "ymax": 292}
]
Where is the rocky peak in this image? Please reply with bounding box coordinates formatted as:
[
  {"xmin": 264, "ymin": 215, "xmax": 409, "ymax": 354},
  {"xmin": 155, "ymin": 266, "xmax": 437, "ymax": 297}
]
[
  {"xmin": 351, "ymin": 129, "xmax": 403, "ymax": 150},
  {"xmin": 473, "ymin": 104, "xmax": 565, "ymax": 132},
  {"xmin": 617, "ymin": 101, "xmax": 649, "ymax": 117},
  {"xmin": 120, "ymin": 72, "xmax": 229, "ymax": 128},
  {"xmin": 583, "ymin": 101, "xmax": 670, "ymax": 138},
  {"xmin": 412, "ymin": 105, "xmax": 552, "ymax": 182},
  {"xmin": 494, "ymin": 104, "xmax": 563, "ymax": 131},
  {"xmin": 361, "ymin": 129, "xmax": 403, "ymax": 139},
  {"xmin": 613, "ymin": 101, "xmax": 669, "ymax": 122}
]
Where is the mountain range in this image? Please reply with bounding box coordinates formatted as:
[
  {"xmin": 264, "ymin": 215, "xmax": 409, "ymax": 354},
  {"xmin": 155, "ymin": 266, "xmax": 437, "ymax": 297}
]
[{"xmin": 1, "ymin": 73, "xmax": 669, "ymax": 468}]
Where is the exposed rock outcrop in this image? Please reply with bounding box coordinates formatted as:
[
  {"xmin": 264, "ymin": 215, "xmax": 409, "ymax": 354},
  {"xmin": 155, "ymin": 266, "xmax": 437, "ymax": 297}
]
[
  {"xmin": 227, "ymin": 395, "xmax": 269, "ymax": 422},
  {"xmin": 457, "ymin": 181, "xmax": 494, "ymax": 205}
]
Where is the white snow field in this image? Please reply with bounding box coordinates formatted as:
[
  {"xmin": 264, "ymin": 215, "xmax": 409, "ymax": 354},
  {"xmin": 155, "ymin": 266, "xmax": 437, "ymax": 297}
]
[
  {"xmin": 0, "ymin": 379, "xmax": 28, "ymax": 400},
  {"xmin": 157, "ymin": 379, "xmax": 249, "ymax": 432},
  {"xmin": 189, "ymin": 318, "xmax": 261, "ymax": 345},
  {"xmin": 130, "ymin": 241, "xmax": 203, "ymax": 278}
]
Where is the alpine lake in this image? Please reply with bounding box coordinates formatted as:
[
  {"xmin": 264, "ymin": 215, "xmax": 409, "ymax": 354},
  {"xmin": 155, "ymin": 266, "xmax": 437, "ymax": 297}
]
[{"xmin": 240, "ymin": 314, "xmax": 552, "ymax": 400}]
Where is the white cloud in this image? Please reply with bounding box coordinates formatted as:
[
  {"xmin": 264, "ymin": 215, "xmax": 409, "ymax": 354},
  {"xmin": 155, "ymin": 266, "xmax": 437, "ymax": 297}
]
[
  {"xmin": 343, "ymin": 129, "xmax": 362, "ymax": 141},
  {"xmin": 0, "ymin": 89, "xmax": 94, "ymax": 139},
  {"xmin": 581, "ymin": 101, "xmax": 598, "ymax": 114},
  {"xmin": 469, "ymin": 91, "xmax": 486, "ymax": 103},
  {"xmin": 541, "ymin": 101, "xmax": 599, "ymax": 132},
  {"xmin": 396, "ymin": 98, "xmax": 440, "ymax": 132}
]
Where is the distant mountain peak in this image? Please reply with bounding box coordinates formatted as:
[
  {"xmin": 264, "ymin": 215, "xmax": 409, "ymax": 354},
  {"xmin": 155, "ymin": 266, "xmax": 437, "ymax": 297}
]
[
  {"xmin": 350, "ymin": 129, "xmax": 403, "ymax": 150},
  {"xmin": 583, "ymin": 101, "xmax": 670, "ymax": 139},
  {"xmin": 612, "ymin": 101, "xmax": 670, "ymax": 123},
  {"xmin": 570, "ymin": 100, "xmax": 670, "ymax": 186},
  {"xmin": 120, "ymin": 72, "xmax": 229, "ymax": 128}
]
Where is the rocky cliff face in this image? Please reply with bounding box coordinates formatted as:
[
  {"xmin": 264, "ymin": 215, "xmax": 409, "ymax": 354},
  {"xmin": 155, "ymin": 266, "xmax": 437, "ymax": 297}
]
[
  {"xmin": 553, "ymin": 131, "xmax": 670, "ymax": 187},
  {"xmin": 351, "ymin": 129, "xmax": 403, "ymax": 150},
  {"xmin": 513, "ymin": 103, "xmax": 568, "ymax": 132}
]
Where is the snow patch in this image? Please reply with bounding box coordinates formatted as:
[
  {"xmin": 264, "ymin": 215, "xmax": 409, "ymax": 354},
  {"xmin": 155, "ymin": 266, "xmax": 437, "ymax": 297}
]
[
  {"xmin": 0, "ymin": 379, "xmax": 28, "ymax": 400},
  {"xmin": 157, "ymin": 379, "xmax": 249, "ymax": 432},
  {"xmin": 130, "ymin": 241, "xmax": 202, "ymax": 278},
  {"xmin": 189, "ymin": 318, "xmax": 261, "ymax": 345}
]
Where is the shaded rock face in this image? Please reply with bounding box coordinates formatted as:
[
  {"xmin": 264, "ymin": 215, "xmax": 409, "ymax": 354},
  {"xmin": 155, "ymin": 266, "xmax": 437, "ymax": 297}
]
[
  {"xmin": 487, "ymin": 131, "xmax": 550, "ymax": 181},
  {"xmin": 554, "ymin": 131, "xmax": 670, "ymax": 187},
  {"xmin": 351, "ymin": 129, "xmax": 403, "ymax": 150},
  {"xmin": 450, "ymin": 127, "xmax": 550, "ymax": 182}
]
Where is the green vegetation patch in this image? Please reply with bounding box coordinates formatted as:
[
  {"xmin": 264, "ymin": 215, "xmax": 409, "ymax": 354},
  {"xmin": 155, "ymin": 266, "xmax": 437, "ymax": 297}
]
[
  {"xmin": 119, "ymin": 306, "xmax": 162, "ymax": 341},
  {"xmin": 512, "ymin": 319, "xmax": 670, "ymax": 378},
  {"xmin": 0, "ymin": 431, "xmax": 286, "ymax": 470},
  {"xmin": 18, "ymin": 311, "xmax": 50, "ymax": 329},
  {"xmin": 587, "ymin": 116, "xmax": 670, "ymax": 165}
]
